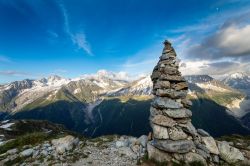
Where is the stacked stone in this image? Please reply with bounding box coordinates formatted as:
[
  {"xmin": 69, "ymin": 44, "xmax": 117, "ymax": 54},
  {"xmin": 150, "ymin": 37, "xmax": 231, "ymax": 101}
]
[
  {"xmin": 147, "ymin": 40, "xmax": 246, "ymax": 165},
  {"xmin": 149, "ymin": 40, "xmax": 195, "ymax": 154},
  {"xmin": 147, "ymin": 40, "xmax": 205, "ymax": 165}
]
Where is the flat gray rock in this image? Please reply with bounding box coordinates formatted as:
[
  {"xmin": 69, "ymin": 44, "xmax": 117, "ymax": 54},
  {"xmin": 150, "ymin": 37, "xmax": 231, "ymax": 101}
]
[
  {"xmin": 155, "ymin": 89, "xmax": 187, "ymax": 99},
  {"xmin": 152, "ymin": 97, "xmax": 183, "ymax": 109},
  {"xmin": 168, "ymin": 127, "xmax": 188, "ymax": 141},
  {"xmin": 218, "ymin": 141, "xmax": 244, "ymax": 164},
  {"xmin": 152, "ymin": 139, "xmax": 195, "ymax": 153},
  {"xmin": 163, "ymin": 108, "xmax": 192, "ymax": 118},
  {"xmin": 151, "ymin": 114, "xmax": 176, "ymax": 127},
  {"xmin": 151, "ymin": 124, "xmax": 169, "ymax": 139},
  {"xmin": 147, "ymin": 141, "xmax": 172, "ymax": 163},
  {"xmin": 197, "ymin": 129, "xmax": 210, "ymax": 137}
]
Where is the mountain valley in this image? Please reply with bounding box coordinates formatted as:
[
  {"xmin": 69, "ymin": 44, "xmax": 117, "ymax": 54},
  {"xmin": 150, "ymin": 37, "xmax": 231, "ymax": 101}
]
[{"xmin": 1, "ymin": 71, "xmax": 250, "ymax": 138}]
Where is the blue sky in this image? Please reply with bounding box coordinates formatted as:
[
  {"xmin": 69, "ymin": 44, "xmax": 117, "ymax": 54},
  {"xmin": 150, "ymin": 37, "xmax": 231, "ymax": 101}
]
[{"xmin": 0, "ymin": 0, "xmax": 250, "ymax": 83}]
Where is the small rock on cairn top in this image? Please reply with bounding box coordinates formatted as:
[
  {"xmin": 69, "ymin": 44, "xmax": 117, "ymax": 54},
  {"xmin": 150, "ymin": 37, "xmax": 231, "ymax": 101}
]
[{"xmin": 147, "ymin": 40, "xmax": 245, "ymax": 165}]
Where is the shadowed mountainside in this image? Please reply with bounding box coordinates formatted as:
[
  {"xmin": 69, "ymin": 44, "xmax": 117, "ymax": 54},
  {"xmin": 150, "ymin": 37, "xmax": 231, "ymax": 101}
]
[{"xmin": 1, "ymin": 97, "xmax": 249, "ymax": 138}]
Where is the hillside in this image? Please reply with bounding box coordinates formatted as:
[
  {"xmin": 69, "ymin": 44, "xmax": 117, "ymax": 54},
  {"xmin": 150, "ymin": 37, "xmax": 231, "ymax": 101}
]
[{"xmin": 0, "ymin": 73, "xmax": 250, "ymax": 138}]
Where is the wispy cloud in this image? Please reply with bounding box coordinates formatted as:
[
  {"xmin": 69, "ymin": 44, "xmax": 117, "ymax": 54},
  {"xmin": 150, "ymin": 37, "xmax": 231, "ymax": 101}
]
[
  {"xmin": 0, "ymin": 55, "xmax": 11, "ymax": 63},
  {"xmin": 59, "ymin": 2, "xmax": 92, "ymax": 55},
  {"xmin": 72, "ymin": 33, "xmax": 92, "ymax": 55},
  {"xmin": 0, "ymin": 70, "xmax": 29, "ymax": 77}
]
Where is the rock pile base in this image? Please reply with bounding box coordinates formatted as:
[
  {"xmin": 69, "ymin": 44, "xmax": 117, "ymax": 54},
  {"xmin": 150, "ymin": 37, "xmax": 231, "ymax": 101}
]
[{"xmin": 147, "ymin": 40, "xmax": 245, "ymax": 165}]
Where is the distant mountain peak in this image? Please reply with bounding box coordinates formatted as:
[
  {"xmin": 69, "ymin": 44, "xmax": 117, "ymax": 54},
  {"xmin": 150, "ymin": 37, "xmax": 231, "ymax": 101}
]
[
  {"xmin": 47, "ymin": 75, "xmax": 64, "ymax": 81},
  {"xmin": 107, "ymin": 75, "xmax": 152, "ymax": 96},
  {"xmin": 184, "ymin": 75, "xmax": 214, "ymax": 83},
  {"xmin": 229, "ymin": 72, "xmax": 248, "ymax": 79},
  {"xmin": 222, "ymin": 72, "xmax": 250, "ymax": 89}
]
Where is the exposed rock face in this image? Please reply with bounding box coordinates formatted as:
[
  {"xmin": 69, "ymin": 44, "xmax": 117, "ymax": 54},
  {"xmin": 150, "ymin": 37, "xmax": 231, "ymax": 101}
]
[
  {"xmin": 152, "ymin": 139, "xmax": 195, "ymax": 153},
  {"xmin": 218, "ymin": 141, "xmax": 244, "ymax": 163},
  {"xmin": 147, "ymin": 40, "xmax": 246, "ymax": 165},
  {"xmin": 147, "ymin": 142, "xmax": 172, "ymax": 163},
  {"xmin": 51, "ymin": 135, "xmax": 79, "ymax": 154},
  {"xmin": 201, "ymin": 137, "xmax": 219, "ymax": 155}
]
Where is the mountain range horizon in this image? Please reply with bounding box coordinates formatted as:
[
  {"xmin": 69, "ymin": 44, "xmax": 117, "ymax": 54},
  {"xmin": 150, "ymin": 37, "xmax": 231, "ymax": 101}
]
[
  {"xmin": 1, "ymin": 0, "xmax": 250, "ymax": 165},
  {"xmin": 1, "ymin": 69, "xmax": 249, "ymax": 85}
]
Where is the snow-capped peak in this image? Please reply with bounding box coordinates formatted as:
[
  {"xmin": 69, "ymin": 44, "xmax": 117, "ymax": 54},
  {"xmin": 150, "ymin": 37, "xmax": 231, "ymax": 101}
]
[
  {"xmin": 83, "ymin": 70, "xmax": 131, "ymax": 81},
  {"xmin": 47, "ymin": 75, "xmax": 63, "ymax": 82},
  {"xmin": 34, "ymin": 75, "xmax": 70, "ymax": 87},
  {"xmin": 107, "ymin": 75, "xmax": 153, "ymax": 96},
  {"xmin": 222, "ymin": 72, "xmax": 250, "ymax": 89},
  {"xmin": 134, "ymin": 75, "xmax": 152, "ymax": 87},
  {"xmin": 229, "ymin": 72, "xmax": 248, "ymax": 79}
]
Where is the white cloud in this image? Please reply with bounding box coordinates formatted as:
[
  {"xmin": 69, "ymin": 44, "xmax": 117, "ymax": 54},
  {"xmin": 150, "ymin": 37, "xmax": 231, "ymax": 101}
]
[
  {"xmin": 72, "ymin": 33, "xmax": 92, "ymax": 55},
  {"xmin": 217, "ymin": 24, "xmax": 250, "ymax": 55},
  {"xmin": 81, "ymin": 69, "xmax": 138, "ymax": 81},
  {"xmin": 59, "ymin": 2, "xmax": 92, "ymax": 55},
  {"xmin": 180, "ymin": 61, "xmax": 210, "ymax": 75},
  {"xmin": 180, "ymin": 60, "xmax": 250, "ymax": 76},
  {"xmin": 0, "ymin": 70, "xmax": 29, "ymax": 77}
]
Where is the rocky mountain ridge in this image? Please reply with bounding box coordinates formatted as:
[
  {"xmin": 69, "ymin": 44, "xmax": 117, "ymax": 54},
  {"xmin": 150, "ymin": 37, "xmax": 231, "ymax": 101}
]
[
  {"xmin": 222, "ymin": 72, "xmax": 250, "ymax": 90},
  {"xmin": 1, "ymin": 70, "xmax": 250, "ymax": 136},
  {"xmin": 1, "ymin": 70, "xmax": 248, "ymax": 115}
]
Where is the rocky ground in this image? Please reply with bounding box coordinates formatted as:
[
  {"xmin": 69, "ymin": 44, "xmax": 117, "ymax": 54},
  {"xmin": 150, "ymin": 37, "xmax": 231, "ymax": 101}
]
[
  {"xmin": 0, "ymin": 120, "xmax": 147, "ymax": 166},
  {"xmin": 0, "ymin": 134, "xmax": 147, "ymax": 166},
  {"xmin": 1, "ymin": 120, "xmax": 250, "ymax": 166}
]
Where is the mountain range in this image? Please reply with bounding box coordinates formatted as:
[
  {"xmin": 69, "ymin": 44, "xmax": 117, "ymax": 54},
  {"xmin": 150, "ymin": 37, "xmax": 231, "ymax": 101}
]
[
  {"xmin": 222, "ymin": 72, "xmax": 250, "ymax": 90},
  {"xmin": 1, "ymin": 70, "xmax": 250, "ymax": 137}
]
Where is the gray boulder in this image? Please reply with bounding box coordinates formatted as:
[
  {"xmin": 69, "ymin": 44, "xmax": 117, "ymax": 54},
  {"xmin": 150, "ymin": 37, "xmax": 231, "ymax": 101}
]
[
  {"xmin": 151, "ymin": 114, "xmax": 176, "ymax": 127},
  {"xmin": 184, "ymin": 152, "xmax": 207, "ymax": 166},
  {"xmin": 147, "ymin": 142, "xmax": 172, "ymax": 163},
  {"xmin": 51, "ymin": 135, "xmax": 79, "ymax": 154},
  {"xmin": 116, "ymin": 140, "xmax": 129, "ymax": 148},
  {"xmin": 163, "ymin": 109, "xmax": 192, "ymax": 118},
  {"xmin": 152, "ymin": 97, "xmax": 183, "ymax": 109},
  {"xmin": 197, "ymin": 129, "xmax": 210, "ymax": 137},
  {"xmin": 217, "ymin": 141, "xmax": 244, "ymax": 164},
  {"xmin": 154, "ymin": 80, "xmax": 170, "ymax": 89},
  {"xmin": 153, "ymin": 139, "xmax": 195, "ymax": 153},
  {"xmin": 20, "ymin": 148, "xmax": 33, "ymax": 157},
  {"xmin": 137, "ymin": 135, "xmax": 148, "ymax": 148},
  {"xmin": 155, "ymin": 89, "xmax": 187, "ymax": 99},
  {"xmin": 118, "ymin": 147, "xmax": 137, "ymax": 160},
  {"xmin": 202, "ymin": 137, "xmax": 219, "ymax": 155},
  {"xmin": 7, "ymin": 148, "xmax": 18, "ymax": 155},
  {"xmin": 168, "ymin": 127, "xmax": 188, "ymax": 140},
  {"xmin": 151, "ymin": 124, "xmax": 169, "ymax": 139}
]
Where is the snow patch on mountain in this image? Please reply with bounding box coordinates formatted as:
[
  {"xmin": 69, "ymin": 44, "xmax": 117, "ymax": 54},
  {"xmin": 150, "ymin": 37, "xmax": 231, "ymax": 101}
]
[
  {"xmin": 222, "ymin": 72, "xmax": 250, "ymax": 90},
  {"xmin": 107, "ymin": 76, "xmax": 152, "ymax": 96},
  {"xmin": 230, "ymin": 72, "xmax": 248, "ymax": 79},
  {"xmin": 196, "ymin": 83, "xmax": 230, "ymax": 92},
  {"xmin": 0, "ymin": 122, "xmax": 14, "ymax": 130},
  {"xmin": 80, "ymin": 70, "xmax": 129, "ymax": 91},
  {"xmin": 226, "ymin": 97, "xmax": 246, "ymax": 117}
]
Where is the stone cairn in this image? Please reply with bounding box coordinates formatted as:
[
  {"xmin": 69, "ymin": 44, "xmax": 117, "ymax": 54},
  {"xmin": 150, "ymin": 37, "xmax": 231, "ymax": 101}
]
[{"xmin": 147, "ymin": 40, "xmax": 245, "ymax": 165}]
